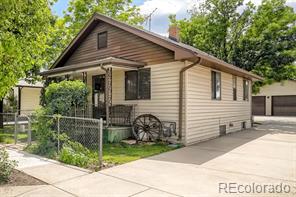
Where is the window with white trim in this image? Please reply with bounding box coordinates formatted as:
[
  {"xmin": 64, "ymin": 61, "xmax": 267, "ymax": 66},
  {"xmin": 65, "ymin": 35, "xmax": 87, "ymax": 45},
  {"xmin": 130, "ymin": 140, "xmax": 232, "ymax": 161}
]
[{"xmin": 211, "ymin": 71, "xmax": 221, "ymax": 100}]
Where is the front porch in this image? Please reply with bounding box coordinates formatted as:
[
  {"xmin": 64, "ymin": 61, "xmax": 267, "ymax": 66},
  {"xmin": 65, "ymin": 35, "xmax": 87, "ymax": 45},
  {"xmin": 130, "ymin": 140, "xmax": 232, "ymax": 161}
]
[
  {"xmin": 42, "ymin": 57, "xmax": 179, "ymax": 143},
  {"xmin": 42, "ymin": 57, "xmax": 145, "ymax": 127}
]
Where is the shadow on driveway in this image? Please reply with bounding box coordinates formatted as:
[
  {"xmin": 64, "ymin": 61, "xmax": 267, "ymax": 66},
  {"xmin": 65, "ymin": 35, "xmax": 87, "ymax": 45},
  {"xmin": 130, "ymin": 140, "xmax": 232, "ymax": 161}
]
[{"xmin": 147, "ymin": 119, "xmax": 296, "ymax": 166}]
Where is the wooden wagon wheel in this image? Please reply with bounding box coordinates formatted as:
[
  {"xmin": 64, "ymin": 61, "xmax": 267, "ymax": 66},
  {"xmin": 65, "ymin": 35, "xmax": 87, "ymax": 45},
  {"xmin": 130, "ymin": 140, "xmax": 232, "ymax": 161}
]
[{"xmin": 132, "ymin": 114, "xmax": 162, "ymax": 142}]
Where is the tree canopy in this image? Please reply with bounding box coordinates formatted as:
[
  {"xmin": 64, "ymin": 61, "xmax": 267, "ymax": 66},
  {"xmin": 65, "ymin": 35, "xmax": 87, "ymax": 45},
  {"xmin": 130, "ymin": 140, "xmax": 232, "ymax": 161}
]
[
  {"xmin": 171, "ymin": 0, "xmax": 296, "ymax": 92},
  {"xmin": 0, "ymin": 0, "xmax": 144, "ymax": 99},
  {"xmin": 0, "ymin": 0, "xmax": 53, "ymax": 98}
]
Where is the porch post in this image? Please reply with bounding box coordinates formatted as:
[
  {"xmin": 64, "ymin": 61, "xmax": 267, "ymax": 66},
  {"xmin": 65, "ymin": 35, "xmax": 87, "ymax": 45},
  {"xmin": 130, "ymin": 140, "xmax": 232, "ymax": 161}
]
[{"xmin": 105, "ymin": 67, "xmax": 112, "ymax": 127}]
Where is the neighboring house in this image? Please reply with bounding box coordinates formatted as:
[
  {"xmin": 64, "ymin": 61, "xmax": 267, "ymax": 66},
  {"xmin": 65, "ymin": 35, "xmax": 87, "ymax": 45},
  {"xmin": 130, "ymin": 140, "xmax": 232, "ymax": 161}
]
[
  {"xmin": 40, "ymin": 13, "xmax": 261, "ymax": 145},
  {"xmin": 252, "ymin": 80, "xmax": 296, "ymax": 116},
  {"xmin": 4, "ymin": 80, "xmax": 43, "ymax": 114}
]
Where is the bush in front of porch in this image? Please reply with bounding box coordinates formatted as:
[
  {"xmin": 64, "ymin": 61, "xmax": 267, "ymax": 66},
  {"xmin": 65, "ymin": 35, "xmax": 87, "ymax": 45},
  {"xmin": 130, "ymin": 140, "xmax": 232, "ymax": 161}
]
[{"xmin": 29, "ymin": 80, "xmax": 89, "ymax": 158}]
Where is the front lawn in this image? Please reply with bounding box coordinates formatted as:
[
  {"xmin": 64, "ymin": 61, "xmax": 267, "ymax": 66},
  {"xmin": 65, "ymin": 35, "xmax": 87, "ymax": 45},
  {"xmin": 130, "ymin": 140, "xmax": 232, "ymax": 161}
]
[
  {"xmin": 102, "ymin": 142, "xmax": 177, "ymax": 164},
  {"xmin": 0, "ymin": 128, "xmax": 27, "ymax": 144},
  {"xmin": 26, "ymin": 141, "xmax": 179, "ymax": 170}
]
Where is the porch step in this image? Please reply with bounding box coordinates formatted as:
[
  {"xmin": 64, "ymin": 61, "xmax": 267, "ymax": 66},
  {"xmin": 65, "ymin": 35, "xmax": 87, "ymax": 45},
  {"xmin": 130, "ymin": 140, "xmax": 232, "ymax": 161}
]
[{"xmin": 104, "ymin": 127, "xmax": 132, "ymax": 143}]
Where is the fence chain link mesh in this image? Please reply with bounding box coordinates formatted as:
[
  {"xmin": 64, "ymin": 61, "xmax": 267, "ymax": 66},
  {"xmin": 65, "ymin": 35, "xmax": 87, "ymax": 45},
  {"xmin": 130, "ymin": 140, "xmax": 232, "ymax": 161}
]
[
  {"xmin": 0, "ymin": 113, "xmax": 103, "ymax": 167},
  {"xmin": 33, "ymin": 115, "xmax": 103, "ymax": 167}
]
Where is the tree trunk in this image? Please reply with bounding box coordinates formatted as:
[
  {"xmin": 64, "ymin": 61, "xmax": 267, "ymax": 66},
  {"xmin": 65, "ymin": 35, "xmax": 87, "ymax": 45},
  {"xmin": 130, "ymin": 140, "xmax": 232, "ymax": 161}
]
[{"xmin": 0, "ymin": 99, "xmax": 3, "ymax": 129}]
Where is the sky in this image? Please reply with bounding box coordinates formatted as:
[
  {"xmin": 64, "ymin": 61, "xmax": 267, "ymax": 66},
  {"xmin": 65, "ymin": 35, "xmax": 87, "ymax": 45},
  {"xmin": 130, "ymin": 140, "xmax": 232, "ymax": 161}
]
[{"xmin": 52, "ymin": 0, "xmax": 296, "ymax": 36}]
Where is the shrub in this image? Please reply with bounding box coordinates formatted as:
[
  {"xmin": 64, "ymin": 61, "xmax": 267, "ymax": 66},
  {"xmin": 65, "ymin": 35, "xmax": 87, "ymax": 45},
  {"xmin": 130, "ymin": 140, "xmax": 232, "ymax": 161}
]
[
  {"xmin": 29, "ymin": 109, "xmax": 58, "ymax": 158},
  {"xmin": 44, "ymin": 80, "xmax": 89, "ymax": 116},
  {"xmin": 59, "ymin": 141, "xmax": 91, "ymax": 167},
  {"xmin": 0, "ymin": 148, "xmax": 17, "ymax": 184}
]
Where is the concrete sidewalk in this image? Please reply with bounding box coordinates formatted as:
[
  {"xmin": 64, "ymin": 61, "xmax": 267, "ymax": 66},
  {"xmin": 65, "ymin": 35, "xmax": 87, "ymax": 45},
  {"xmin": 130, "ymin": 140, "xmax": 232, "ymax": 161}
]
[{"xmin": 0, "ymin": 148, "xmax": 163, "ymax": 197}]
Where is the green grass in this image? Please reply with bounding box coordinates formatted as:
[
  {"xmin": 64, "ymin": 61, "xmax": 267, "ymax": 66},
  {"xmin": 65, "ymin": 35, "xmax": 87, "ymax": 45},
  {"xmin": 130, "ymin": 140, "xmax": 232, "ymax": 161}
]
[
  {"xmin": 0, "ymin": 128, "xmax": 27, "ymax": 144},
  {"xmin": 26, "ymin": 141, "xmax": 179, "ymax": 168},
  {"xmin": 101, "ymin": 142, "xmax": 178, "ymax": 164}
]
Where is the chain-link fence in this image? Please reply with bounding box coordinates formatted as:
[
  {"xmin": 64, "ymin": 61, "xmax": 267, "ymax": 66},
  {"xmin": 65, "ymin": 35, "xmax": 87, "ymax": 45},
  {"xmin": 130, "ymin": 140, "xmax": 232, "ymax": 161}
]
[
  {"xmin": 30, "ymin": 115, "xmax": 103, "ymax": 167},
  {"xmin": 0, "ymin": 112, "xmax": 32, "ymax": 145},
  {"xmin": 0, "ymin": 113, "xmax": 103, "ymax": 167}
]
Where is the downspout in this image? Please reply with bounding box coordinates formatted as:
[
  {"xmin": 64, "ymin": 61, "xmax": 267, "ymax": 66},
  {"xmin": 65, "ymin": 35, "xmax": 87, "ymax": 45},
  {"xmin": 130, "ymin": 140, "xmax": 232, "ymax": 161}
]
[{"xmin": 178, "ymin": 57, "xmax": 201, "ymax": 141}]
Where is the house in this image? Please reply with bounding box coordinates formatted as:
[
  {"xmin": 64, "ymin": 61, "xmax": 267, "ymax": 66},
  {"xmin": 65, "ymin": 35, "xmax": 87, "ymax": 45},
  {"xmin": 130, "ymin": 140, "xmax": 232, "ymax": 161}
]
[
  {"xmin": 40, "ymin": 13, "xmax": 262, "ymax": 145},
  {"xmin": 3, "ymin": 80, "xmax": 43, "ymax": 115},
  {"xmin": 252, "ymin": 80, "xmax": 296, "ymax": 116}
]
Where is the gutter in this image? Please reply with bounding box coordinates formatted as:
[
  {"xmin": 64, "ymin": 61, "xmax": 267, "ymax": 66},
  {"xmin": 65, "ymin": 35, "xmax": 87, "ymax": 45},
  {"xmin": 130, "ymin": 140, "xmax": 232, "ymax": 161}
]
[{"xmin": 178, "ymin": 57, "xmax": 202, "ymax": 141}]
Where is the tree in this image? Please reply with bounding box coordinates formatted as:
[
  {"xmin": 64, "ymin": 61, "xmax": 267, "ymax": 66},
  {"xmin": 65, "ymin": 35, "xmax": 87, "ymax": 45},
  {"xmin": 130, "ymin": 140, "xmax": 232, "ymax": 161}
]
[
  {"xmin": 172, "ymin": 0, "xmax": 296, "ymax": 92},
  {"xmin": 172, "ymin": 0, "xmax": 255, "ymax": 63},
  {"xmin": 0, "ymin": 0, "xmax": 54, "ymax": 98},
  {"xmin": 233, "ymin": 0, "xmax": 296, "ymax": 81}
]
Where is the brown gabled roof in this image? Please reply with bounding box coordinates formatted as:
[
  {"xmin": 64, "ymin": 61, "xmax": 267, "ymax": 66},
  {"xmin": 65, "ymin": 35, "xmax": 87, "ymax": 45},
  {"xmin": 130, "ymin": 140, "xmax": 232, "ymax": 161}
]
[
  {"xmin": 50, "ymin": 13, "xmax": 262, "ymax": 80},
  {"xmin": 41, "ymin": 57, "xmax": 145, "ymax": 76}
]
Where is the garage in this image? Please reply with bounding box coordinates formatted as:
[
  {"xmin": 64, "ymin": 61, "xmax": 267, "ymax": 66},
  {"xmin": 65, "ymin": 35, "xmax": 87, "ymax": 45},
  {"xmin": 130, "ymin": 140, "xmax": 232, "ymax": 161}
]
[
  {"xmin": 272, "ymin": 96, "xmax": 296, "ymax": 116},
  {"xmin": 252, "ymin": 96, "xmax": 266, "ymax": 115}
]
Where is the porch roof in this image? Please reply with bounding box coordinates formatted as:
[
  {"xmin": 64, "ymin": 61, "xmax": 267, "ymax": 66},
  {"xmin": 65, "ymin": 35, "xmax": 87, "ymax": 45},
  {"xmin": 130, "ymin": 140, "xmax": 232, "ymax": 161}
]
[{"xmin": 40, "ymin": 57, "xmax": 145, "ymax": 77}]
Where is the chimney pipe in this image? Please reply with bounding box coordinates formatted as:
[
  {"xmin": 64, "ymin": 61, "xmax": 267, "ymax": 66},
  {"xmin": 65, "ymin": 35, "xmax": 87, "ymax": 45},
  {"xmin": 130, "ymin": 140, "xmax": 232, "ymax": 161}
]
[{"xmin": 168, "ymin": 25, "xmax": 180, "ymax": 42}]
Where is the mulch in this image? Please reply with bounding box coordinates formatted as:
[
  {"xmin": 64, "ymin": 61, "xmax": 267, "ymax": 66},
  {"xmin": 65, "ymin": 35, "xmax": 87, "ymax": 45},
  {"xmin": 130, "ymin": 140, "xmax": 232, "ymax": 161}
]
[{"xmin": 0, "ymin": 170, "xmax": 46, "ymax": 187}]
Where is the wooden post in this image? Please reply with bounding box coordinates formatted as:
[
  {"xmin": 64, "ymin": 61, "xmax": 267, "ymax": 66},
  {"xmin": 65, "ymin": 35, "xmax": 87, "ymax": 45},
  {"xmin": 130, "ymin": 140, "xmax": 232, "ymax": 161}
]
[{"xmin": 105, "ymin": 67, "xmax": 112, "ymax": 127}]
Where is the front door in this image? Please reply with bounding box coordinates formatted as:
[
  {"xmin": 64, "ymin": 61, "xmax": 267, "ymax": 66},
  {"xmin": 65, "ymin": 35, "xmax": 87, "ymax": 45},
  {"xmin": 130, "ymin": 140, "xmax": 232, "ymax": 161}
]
[{"xmin": 92, "ymin": 75, "xmax": 106, "ymax": 119}]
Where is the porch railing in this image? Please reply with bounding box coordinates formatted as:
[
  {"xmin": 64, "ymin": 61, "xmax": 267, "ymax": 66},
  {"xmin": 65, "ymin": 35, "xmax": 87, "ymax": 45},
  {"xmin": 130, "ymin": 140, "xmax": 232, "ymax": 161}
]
[{"xmin": 69, "ymin": 104, "xmax": 136, "ymax": 126}]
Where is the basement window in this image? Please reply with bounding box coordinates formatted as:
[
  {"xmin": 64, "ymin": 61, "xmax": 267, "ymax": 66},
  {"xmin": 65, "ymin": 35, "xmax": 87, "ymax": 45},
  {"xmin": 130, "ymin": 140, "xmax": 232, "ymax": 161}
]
[{"xmin": 97, "ymin": 31, "xmax": 107, "ymax": 49}]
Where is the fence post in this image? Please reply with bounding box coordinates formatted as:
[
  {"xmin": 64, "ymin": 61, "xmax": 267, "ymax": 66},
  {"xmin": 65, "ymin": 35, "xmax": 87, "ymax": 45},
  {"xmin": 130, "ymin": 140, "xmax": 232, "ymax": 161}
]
[
  {"xmin": 57, "ymin": 116, "xmax": 60, "ymax": 153},
  {"xmin": 14, "ymin": 113, "xmax": 18, "ymax": 144},
  {"xmin": 27, "ymin": 116, "xmax": 32, "ymax": 145},
  {"xmin": 99, "ymin": 118, "xmax": 103, "ymax": 168}
]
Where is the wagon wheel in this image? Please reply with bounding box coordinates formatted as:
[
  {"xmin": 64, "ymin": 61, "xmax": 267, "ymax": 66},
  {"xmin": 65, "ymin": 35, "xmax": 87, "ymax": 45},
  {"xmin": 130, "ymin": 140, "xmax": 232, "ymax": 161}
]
[{"xmin": 132, "ymin": 114, "xmax": 162, "ymax": 142}]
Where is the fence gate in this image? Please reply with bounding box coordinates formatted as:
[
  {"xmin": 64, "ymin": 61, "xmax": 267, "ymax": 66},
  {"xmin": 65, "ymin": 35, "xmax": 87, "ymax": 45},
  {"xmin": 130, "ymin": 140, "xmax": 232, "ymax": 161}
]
[
  {"xmin": 0, "ymin": 113, "xmax": 32, "ymax": 145},
  {"xmin": 15, "ymin": 114, "xmax": 32, "ymax": 145}
]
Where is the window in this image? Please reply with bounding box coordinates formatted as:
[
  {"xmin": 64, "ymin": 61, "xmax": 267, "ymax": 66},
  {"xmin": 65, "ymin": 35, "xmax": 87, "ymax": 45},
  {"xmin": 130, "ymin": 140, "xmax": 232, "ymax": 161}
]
[
  {"xmin": 232, "ymin": 76, "xmax": 237, "ymax": 101},
  {"xmin": 243, "ymin": 79, "xmax": 249, "ymax": 101},
  {"xmin": 125, "ymin": 68, "xmax": 151, "ymax": 100},
  {"xmin": 97, "ymin": 32, "xmax": 107, "ymax": 49},
  {"xmin": 211, "ymin": 71, "xmax": 221, "ymax": 100}
]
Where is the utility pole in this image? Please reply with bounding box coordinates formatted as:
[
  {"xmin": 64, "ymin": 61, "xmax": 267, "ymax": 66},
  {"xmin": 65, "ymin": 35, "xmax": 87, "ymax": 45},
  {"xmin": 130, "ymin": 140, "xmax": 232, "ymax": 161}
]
[{"xmin": 145, "ymin": 8, "xmax": 158, "ymax": 31}]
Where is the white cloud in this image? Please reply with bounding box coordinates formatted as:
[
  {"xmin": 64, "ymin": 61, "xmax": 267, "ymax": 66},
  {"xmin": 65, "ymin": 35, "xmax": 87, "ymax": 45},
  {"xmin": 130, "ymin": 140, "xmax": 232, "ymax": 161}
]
[
  {"xmin": 139, "ymin": 0, "xmax": 198, "ymax": 15},
  {"xmin": 138, "ymin": 0, "xmax": 296, "ymax": 35},
  {"xmin": 139, "ymin": 0, "xmax": 200, "ymax": 34}
]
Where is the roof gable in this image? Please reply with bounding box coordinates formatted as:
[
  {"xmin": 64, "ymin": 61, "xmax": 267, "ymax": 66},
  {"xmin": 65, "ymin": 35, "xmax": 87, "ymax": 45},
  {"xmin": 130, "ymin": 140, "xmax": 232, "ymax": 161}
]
[
  {"xmin": 60, "ymin": 21, "xmax": 174, "ymax": 67},
  {"xmin": 51, "ymin": 13, "xmax": 262, "ymax": 80}
]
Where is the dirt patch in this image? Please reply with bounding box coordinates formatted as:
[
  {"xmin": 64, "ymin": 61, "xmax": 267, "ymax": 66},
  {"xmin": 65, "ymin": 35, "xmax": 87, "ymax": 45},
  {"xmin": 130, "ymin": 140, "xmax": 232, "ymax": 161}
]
[{"xmin": 0, "ymin": 170, "xmax": 46, "ymax": 187}]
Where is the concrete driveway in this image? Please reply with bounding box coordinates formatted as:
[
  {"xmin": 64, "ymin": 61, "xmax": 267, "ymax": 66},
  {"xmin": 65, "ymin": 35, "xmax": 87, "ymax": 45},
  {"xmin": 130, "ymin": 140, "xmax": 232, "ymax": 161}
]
[
  {"xmin": 95, "ymin": 117, "xmax": 295, "ymax": 196},
  {"xmin": 3, "ymin": 117, "xmax": 296, "ymax": 197}
]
